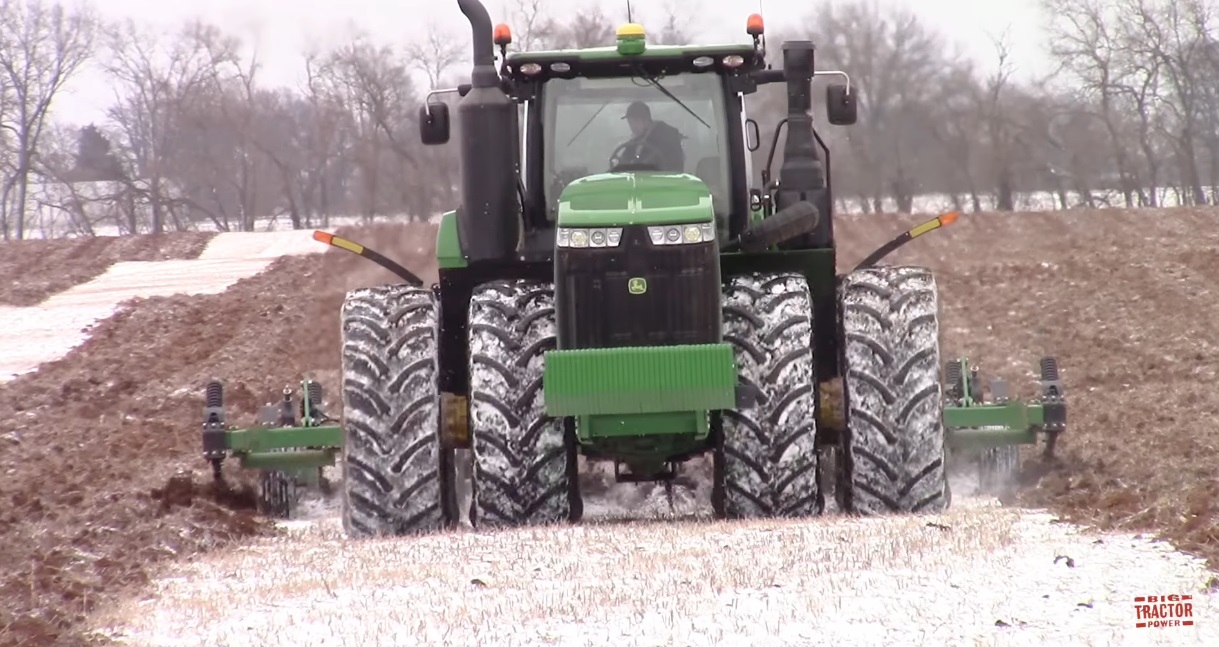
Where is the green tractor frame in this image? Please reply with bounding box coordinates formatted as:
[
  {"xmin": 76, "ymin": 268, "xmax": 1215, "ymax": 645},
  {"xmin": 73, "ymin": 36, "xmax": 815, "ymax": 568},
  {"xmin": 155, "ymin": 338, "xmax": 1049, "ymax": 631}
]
[{"xmin": 200, "ymin": 1, "xmax": 1068, "ymax": 531}]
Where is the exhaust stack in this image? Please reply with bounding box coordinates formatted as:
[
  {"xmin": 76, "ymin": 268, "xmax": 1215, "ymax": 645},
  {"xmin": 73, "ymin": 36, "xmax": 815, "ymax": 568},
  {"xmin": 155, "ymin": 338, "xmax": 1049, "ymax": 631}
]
[
  {"xmin": 457, "ymin": 0, "xmax": 497, "ymax": 84},
  {"xmin": 455, "ymin": 0, "xmax": 520, "ymax": 262}
]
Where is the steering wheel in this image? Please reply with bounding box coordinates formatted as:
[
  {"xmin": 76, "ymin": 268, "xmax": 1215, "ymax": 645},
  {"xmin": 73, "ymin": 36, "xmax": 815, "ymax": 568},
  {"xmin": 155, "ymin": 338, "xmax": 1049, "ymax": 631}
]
[{"xmin": 609, "ymin": 139, "xmax": 667, "ymax": 171}]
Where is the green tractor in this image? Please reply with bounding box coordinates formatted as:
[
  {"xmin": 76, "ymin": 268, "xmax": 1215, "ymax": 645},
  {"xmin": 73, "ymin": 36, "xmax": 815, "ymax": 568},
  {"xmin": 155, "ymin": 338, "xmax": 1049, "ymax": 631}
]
[{"xmin": 200, "ymin": 0, "xmax": 1067, "ymax": 532}]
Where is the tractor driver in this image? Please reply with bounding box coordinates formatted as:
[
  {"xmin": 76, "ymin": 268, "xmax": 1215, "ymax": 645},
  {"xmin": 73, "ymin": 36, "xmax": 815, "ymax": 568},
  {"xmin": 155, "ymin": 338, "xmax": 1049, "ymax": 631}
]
[{"xmin": 617, "ymin": 101, "xmax": 685, "ymax": 172}]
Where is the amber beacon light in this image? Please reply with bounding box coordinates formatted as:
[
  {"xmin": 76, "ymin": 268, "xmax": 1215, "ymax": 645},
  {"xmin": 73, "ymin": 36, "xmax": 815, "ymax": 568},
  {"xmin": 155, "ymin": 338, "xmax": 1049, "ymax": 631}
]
[
  {"xmin": 746, "ymin": 13, "xmax": 764, "ymax": 36},
  {"xmin": 493, "ymin": 23, "xmax": 512, "ymax": 46}
]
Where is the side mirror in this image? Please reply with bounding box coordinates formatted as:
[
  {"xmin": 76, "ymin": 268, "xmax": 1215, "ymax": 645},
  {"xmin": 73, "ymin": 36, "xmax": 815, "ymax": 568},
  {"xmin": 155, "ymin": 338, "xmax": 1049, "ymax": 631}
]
[
  {"xmin": 826, "ymin": 83, "xmax": 857, "ymax": 125},
  {"xmin": 419, "ymin": 102, "xmax": 450, "ymax": 145},
  {"xmin": 744, "ymin": 119, "xmax": 761, "ymax": 152}
]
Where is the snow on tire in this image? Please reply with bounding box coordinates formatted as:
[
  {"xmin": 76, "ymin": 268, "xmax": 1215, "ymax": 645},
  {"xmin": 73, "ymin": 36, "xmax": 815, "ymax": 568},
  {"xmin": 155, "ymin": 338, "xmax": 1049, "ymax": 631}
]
[
  {"xmin": 339, "ymin": 284, "xmax": 445, "ymax": 538},
  {"xmin": 468, "ymin": 279, "xmax": 579, "ymax": 529},
  {"xmin": 839, "ymin": 266, "xmax": 949, "ymax": 515},
  {"xmin": 715, "ymin": 273, "xmax": 821, "ymax": 519}
]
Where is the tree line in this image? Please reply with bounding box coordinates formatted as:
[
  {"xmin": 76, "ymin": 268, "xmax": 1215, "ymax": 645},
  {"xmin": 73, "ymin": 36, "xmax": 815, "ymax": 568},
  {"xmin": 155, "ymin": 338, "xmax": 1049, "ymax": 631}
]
[{"xmin": 0, "ymin": 0, "xmax": 1211, "ymax": 239}]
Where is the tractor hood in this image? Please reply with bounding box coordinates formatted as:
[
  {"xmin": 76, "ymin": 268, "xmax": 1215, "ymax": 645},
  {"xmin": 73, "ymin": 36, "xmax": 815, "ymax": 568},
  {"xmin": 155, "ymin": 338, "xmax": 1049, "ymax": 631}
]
[{"xmin": 556, "ymin": 172, "xmax": 714, "ymax": 228}]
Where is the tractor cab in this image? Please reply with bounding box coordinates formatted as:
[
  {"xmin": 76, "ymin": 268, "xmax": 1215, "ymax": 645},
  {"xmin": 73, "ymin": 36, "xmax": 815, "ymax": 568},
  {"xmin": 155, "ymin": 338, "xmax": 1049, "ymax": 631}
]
[
  {"xmin": 417, "ymin": 19, "xmax": 855, "ymax": 261},
  {"xmin": 501, "ymin": 24, "xmax": 769, "ymax": 245},
  {"xmin": 540, "ymin": 71, "xmax": 734, "ymax": 231}
]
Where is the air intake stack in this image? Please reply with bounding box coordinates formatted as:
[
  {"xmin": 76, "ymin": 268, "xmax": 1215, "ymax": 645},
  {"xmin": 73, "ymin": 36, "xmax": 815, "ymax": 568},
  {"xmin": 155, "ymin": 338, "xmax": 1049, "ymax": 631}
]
[{"xmin": 775, "ymin": 40, "xmax": 831, "ymax": 247}]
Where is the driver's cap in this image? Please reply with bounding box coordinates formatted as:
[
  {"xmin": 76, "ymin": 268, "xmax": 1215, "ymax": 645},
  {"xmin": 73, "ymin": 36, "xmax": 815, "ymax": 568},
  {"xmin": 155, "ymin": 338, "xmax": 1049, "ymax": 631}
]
[{"xmin": 623, "ymin": 101, "xmax": 650, "ymax": 120}]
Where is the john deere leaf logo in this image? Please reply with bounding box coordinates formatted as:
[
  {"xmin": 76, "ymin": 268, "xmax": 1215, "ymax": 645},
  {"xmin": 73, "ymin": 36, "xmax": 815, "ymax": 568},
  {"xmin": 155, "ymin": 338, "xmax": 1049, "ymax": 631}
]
[{"xmin": 627, "ymin": 277, "xmax": 647, "ymax": 295}]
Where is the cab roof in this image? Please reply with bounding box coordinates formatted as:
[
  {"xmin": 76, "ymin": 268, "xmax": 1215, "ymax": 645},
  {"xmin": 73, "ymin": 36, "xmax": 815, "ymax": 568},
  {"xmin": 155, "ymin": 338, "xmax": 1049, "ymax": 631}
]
[{"xmin": 504, "ymin": 43, "xmax": 765, "ymax": 81}]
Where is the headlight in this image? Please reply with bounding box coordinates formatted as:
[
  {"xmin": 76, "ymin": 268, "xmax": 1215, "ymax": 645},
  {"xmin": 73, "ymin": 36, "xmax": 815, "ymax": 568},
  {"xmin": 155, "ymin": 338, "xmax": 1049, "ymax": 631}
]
[
  {"xmin": 556, "ymin": 227, "xmax": 623, "ymax": 248},
  {"xmin": 555, "ymin": 224, "xmax": 716, "ymax": 248},
  {"xmin": 647, "ymin": 223, "xmax": 716, "ymax": 246}
]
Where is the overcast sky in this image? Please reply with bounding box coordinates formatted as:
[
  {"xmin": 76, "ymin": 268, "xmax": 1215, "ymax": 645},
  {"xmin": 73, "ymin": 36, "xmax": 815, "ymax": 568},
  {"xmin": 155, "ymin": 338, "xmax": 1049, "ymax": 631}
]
[{"xmin": 55, "ymin": 0, "xmax": 1052, "ymax": 126}]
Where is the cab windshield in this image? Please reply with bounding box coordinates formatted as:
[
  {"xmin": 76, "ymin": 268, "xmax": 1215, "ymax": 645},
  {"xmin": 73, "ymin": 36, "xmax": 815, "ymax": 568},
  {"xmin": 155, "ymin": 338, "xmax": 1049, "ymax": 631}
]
[{"xmin": 541, "ymin": 73, "xmax": 732, "ymax": 224}]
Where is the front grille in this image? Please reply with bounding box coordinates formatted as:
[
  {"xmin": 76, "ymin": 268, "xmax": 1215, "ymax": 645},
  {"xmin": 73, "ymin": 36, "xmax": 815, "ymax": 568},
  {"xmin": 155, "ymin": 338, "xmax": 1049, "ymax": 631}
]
[{"xmin": 555, "ymin": 225, "xmax": 720, "ymax": 349}]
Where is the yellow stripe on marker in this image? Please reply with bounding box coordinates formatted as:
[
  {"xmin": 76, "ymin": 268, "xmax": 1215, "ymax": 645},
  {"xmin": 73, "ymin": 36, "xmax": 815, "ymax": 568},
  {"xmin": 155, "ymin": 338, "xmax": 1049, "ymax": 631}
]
[
  {"xmin": 331, "ymin": 237, "xmax": 364, "ymax": 254},
  {"xmin": 313, "ymin": 230, "xmax": 365, "ymax": 254},
  {"xmin": 908, "ymin": 211, "xmax": 961, "ymax": 239},
  {"xmin": 909, "ymin": 219, "xmax": 940, "ymax": 238}
]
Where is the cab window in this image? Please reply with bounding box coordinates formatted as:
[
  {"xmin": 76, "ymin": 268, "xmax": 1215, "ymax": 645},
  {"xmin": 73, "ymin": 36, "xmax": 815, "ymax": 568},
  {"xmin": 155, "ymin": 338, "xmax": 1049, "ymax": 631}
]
[{"xmin": 541, "ymin": 73, "xmax": 732, "ymax": 225}]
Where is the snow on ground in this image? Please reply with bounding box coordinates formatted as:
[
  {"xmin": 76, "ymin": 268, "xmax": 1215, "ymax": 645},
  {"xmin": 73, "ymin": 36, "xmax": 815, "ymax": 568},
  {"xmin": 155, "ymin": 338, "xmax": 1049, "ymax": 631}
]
[
  {"xmin": 4, "ymin": 223, "xmax": 1213, "ymax": 645},
  {"xmin": 89, "ymin": 487, "xmax": 1218, "ymax": 647},
  {"xmin": 0, "ymin": 229, "xmax": 325, "ymax": 382},
  {"xmin": 24, "ymin": 214, "xmax": 436, "ymax": 239},
  {"xmin": 13, "ymin": 184, "xmax": 1206, "ymax": 240}
]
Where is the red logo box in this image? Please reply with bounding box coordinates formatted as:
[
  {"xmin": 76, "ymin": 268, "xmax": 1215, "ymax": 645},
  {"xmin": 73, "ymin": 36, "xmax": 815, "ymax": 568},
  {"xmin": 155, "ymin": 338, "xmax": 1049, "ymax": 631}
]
[{"xmin": 1134, "ymin": 595, "xmax": 1195, "ymax": 628}]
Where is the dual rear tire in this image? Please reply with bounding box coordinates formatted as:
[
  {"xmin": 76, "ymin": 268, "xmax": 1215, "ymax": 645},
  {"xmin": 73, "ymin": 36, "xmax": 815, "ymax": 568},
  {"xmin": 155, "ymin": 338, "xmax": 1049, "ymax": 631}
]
[
  {"xmin": 715, "ymin": 267, "xmax": 950, "ymax": 519},
  {"xmin": 337, "ymin": 281, "xmax": 578, "ymax": 538},
  {"xmin": 338, "ymin": 266, "xmax": 951, "ymax": 538}
]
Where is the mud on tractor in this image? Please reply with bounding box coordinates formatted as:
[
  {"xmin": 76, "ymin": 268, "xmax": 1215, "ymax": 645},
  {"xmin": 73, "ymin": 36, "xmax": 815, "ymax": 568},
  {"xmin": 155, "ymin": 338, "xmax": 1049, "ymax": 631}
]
[{"xmin": 200, "ymin": 0, "xmax": 1068, "ymax": 530}]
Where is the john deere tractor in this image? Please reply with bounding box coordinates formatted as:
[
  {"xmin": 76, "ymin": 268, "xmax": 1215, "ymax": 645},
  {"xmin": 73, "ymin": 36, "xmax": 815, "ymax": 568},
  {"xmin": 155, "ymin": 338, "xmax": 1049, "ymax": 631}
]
[{"xmin": 200, "ymin": 0, "xmax": 1067, "ymax": 532}]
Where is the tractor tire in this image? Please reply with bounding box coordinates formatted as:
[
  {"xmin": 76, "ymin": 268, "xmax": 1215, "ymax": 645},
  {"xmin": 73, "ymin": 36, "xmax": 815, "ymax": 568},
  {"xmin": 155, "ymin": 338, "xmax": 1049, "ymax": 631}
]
[
  {"xmin": 978, "ymin": 444, "xmax": 1020, "ymax": 497},
  {"xmin": 467, "ymin": 279, "xmax": 580, "ymax": 529},
  {"xmin": 839, "ymin": 266, "xmax": 949, "ymax": 515},
  {"xmin": 339, "ymin": 284, "xmax": 448, "ymax": 538},
  {"xmin": 714, "ymin": 273, "xmax": 821, "ymax": 519}
]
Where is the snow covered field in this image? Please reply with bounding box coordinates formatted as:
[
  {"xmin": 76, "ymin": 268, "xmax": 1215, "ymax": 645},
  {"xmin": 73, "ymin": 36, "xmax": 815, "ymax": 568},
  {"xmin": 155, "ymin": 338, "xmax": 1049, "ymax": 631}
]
[
  {"xmin": 90, "ymin": 490, "xmax": 1218, "ymax": 647},
  {"xmin": 0, "ymin": 229, "xmax": 325, "ymax": 382},
  {"xmin": 15, "ymin": 183, "xmax": 1208, "ymax": 241},
  {"xmin": 2, "ymin": 224, "xmax": 1214, "ymax": 646},
  {"xmin": 24, "ymin": 213, "xmax": 432, "ymax": 239}
]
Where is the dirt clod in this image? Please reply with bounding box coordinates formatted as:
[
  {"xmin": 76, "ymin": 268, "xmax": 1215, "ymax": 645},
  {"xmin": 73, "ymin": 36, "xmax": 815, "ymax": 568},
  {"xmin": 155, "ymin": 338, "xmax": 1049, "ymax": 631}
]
[{"xmin": 152, "ymin": 473, "xmax": 196, "ymax": 512}]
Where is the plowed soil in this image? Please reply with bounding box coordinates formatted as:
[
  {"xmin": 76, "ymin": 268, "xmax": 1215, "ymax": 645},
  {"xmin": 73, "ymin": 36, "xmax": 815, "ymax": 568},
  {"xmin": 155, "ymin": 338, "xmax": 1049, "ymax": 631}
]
[
  {"xmin": 0, "ymin": 232, "xmax": 217, "ymax": 306},
  {"xmin": 838, "ymin": 206, "xmax": 1219, "ymax": 570},
  {"xmin": 0, "ymin": 222, "xmax": 435, "ymax": 646},
  {"xmin": 2, "ymin": 208, "xmax": 1218, "ymax": 646}
]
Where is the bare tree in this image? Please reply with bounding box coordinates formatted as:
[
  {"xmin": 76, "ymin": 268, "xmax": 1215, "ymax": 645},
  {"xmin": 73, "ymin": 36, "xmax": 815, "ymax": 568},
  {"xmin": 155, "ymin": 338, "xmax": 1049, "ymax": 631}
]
[
  {"xmin": 173, "ymin": 29, "xmax": 276, "ymax": 232},
  {"xmin": 803, "ymin": 0, "xmax": 956, "ymax": 213},
  {"xmin": 506, "ymin": 0, "xmax": 613, "ymax": 51},
  {"xmin": 507, "ymin": 0, "xmax": 552, "ymax": 51},
  {"xmin": 654, "ymin": 1, "xmax": 697, "ymax": 45},
  {"xmin": 1110, "ymin": 0, "xmax": 1166, "ymax": 205},
  {"xmin": 562, "ymin": 7, "xmax": 615, "ymax": 48},
  {"xmin": 404, "ymin": 21, "xmax": 465, "ymax": 89},
  {"xmin": 928, "ymin": 60, "xmax": 987, "ymax": 212},
  {"xmin": 297, "ymin": 52, "xmax": 356, "ymax": 226},
  {"xmin": 0, "ymin": 0, "xmax": 97, "ymax": 239},
  {"xmin": 1045, "ymin": 0, "xmax": 1158, "ymax": 206},
  {"xmin": 980, "ymin": 35, "xmax": 1021, "ymax": 211},
  {"xmin": 312, "ymin": 34, "xmax": 426, "ymax": 220},
  {"xmin": 1126, "ymin": 0, "xmax": 1212, "ymax": 205},
  {"xmin": 101, "ymin": 18, "xmax": 238, "ymax": 233},
  {"xmin": 15, "ymin": 0, "xmax": 1218, "ymax": 238}
]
